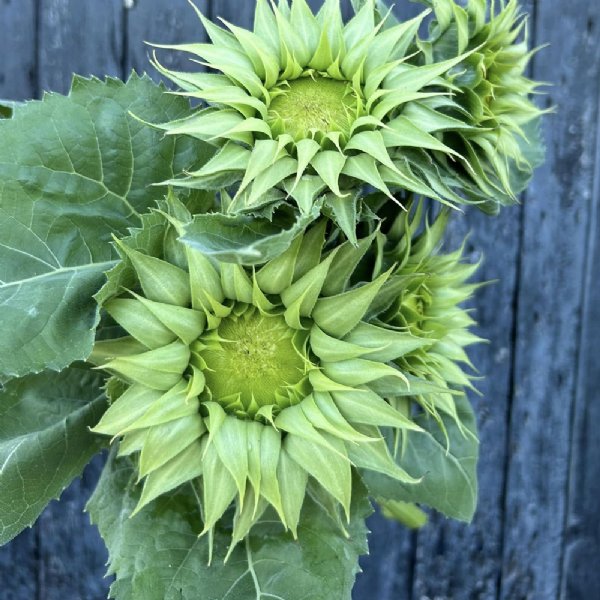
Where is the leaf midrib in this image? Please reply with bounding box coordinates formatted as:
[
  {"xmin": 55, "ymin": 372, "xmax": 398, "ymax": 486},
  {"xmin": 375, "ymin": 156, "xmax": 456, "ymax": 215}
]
[{"xmin": 0, "ymin": 260, "xmax": 118, "ymax": 289}]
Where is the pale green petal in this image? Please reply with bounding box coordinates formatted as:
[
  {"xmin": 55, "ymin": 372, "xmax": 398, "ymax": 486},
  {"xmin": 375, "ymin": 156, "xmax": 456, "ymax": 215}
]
[
  {"xmin": 346, "ymin": 130, "xmax": 397, "ymax": 170},
  {"xmin": 344, "ymin": 322, "xmax": 431, "ymax": 362},
  {"xmin": 202, "ymin": 442, "xmax": 238, "ymax": 532},
  {"xmin": 114, "ymin": 240, "xmax": 191, "ymax": 307},
  {"xmin": 293, "ymin": 220, "xmax": 327, "ymax": 279},
  {"xmin": 348, "ymin": 434, "xmax": 419, "ymax": 483},
  {"xmin": 312, "ymin": 269, "xmax": 392, "ymax": 338},
  {"xmin": 342, "ymin": 154, "xmax": 393, "ymax": 198},
  {"xmin": 259, "ymin": 426, "xmax": 286, "ymax": 524},
  {"xmin": 310, "ymin": 325, "xmax": 370, "ymax": 362},
  {"xmin": 139, "ymin": 416, "xmax": 206, "ymax": 478},
  {"xmin": 286, "ymin": 433, "xmax": 351, "ymax": 519},
  {"xmin": 184, "ymin": 142, "xmax": 250, "ymax": 188},
  {"xmin": 311, "ymin": 150, "xmax": 347, "ymax": 197},
  {"xmin": 281, "ymin": 248, "xmax": 337, "ymax": 323},
  {"xmin": 253, "ymin": 0, "xmax": 280, "ymax": 54},
  {"xmin": 332, "ymin": 389, "xmax": 421, "ymax": 431},
  {"xmin": 123, "ymin": 381, "xmax": 196, "ymax": 430},
  {"xmin": 134, "ymin": 441, "xmax": 204, "ymax": 515},
  {"xmin": 88, "ymin": 338, "xmax": 148, "ymax": 366},
  {"xmin": 220, "ymin": 263, "xmax": 254, "ymax": 304},
  {"xmin": 277, "ymin": 447, "xmax": 308, "ymax": 537},
  {"xmin": 104, "ymin": 298, "xmax": 177, "ymax": 349},
  {"xmin": 364, "ymin": 10, "xmax": 429, "ymax": 74},
  {"xmin": 92, "ymin": 385, "xmax": 162, "ymax": 436},
  {"xmin": 213, "ymin": 417, "xmax": 250, "ymax": 503},
  {"xmin": 130, "ymin": 293, "xmax": 206, "ymax": 346},
  {"xmin": 324, "ymin": 192, "xmax": 359, "ymax": 245},
  {"xmin": 102, "ymin": 344, "xmax": 189, "ymax": 391},
  {"xmin": 323, "ymin": 358, "xmax": 409, "ymax": 390},
  {"xmin": 290, "ymin": 0, "xmax": 321, "ymax": 57},
  {"xmin": 221, "ymin": 19, "xmax": 280, "ymax": 87},
  {"xmin": 305, "ymin": 392, "xmax": 371, "ymax": 442},
  {"xmin": 256, "ymin": 234, "xmax": 303, "ymax": 294}
]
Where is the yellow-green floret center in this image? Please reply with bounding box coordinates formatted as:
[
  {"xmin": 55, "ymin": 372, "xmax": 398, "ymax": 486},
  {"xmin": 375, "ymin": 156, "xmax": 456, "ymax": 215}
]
[
  {"xmin": 268, "ymin": 76, "xmax": 357, "ymax": 140},
  {"xmin": 199, "ymin": 305, "xmax": 309, "ymax": 417}
]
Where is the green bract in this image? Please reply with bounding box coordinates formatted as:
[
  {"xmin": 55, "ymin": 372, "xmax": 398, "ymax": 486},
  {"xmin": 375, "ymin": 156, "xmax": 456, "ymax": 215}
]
[
  {"xmin": 150, "ymin": 0, "xmax": 543, "ymax": 238},
  {"xmin": 88, "ymin": 196, "xmax": 479, "ymax": 556}
]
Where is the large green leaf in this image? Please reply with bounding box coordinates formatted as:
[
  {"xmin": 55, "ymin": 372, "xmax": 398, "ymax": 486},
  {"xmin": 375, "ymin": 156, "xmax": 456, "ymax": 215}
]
[
  {"xmin": 88, "ymin": 451, "xmax": 371, "ymax": 600},
  {"xmin": 0, "ymin": 74, "xmax": 212, "ymax": 378},
  {"xmin": 181, "ymin": 206, "xmax": 321, "ymax": 265},
  {"xmin": 363, "ymin": 395, "xmax": 479, "ymax": 522},
  {"xmin": 0, "ymin": 366, "xmax": 107, "ymax": 545}
]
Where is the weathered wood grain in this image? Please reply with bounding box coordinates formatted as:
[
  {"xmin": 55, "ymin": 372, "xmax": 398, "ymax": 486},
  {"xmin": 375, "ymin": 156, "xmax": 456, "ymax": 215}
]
[
  {"xmin": 126, "ymin": 0, "xmax": 209, "ymax": 81},
  {"xmin": 211, "ymin": 0, "xmax": 254, "ymax": 27},
  {"xmin": 38, "ymin": 0, "xmax": 124, "ymax": 94},
  {"xmin": 0, "ymin": 0, "xmax": 37, "ymax": 100},
  {"xmin": 0, "ymin": 529, "xmax": 38, "ymax": 600},
  {"xmin": 499, "ymin": 0, "xmax": 600, "ymax": 597},
  {"xmin": 354, "ymin": 515, "xmax": 415, "ymax": 600},
  {"xmin": 560, "ymin": 79, "xmax": 600, "ymax": 600},
  {"xmin": 37, "ymin": 458, "xmax": 110, "ymax": 600}
]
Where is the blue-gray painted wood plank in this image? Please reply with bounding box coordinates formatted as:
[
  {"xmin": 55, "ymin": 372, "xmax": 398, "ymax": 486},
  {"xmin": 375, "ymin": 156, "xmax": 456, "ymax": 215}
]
[
  {"xmin": 126, "ymin": 0, "xmax": 209, "ymax": 81},
  {"xmin": 354, "ymin": 513, "xmax": 415, "ymax": 600},
  {"xmin": 0, "ymin": 530, "xmax": 38, "ymax": 600},
  {"xmin": 37, "ymin": 458, "xmax": 110, "ymax": 600},
  {"xmin": 499, "ymin": 0, "xmax": 600, "ymax": 598},
  {"xmin": 560, "ymin": 66, "xmax": 600, "ymax": 599},
  {"xmin": 210, "ymin": 0, "xmax": 254, "ymax": 26},
  {"xmin": 0, "ymin": 0, "xmax": 37, "ymax": 100},
  {"xmin": 37, "ymin": 0, "xmax": 124, "ymax": 94}
]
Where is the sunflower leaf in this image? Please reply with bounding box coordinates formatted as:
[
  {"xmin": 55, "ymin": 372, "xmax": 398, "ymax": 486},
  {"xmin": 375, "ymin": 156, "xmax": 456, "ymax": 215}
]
[
  {"xmin": 0, "ymin": 74, "xmax": 211, "ymax": 378},
  {"xmin": 0, "ymin": 367, "xmax": 107, "ymax": 545},
  {"xmin": 361, "ymin": 394, "xmax": 479, "ymax": 522}
]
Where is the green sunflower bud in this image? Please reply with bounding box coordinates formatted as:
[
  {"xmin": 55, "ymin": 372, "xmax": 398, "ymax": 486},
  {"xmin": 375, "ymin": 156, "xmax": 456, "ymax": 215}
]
[
  {"xmin": 90, "ymin": 199, "xmax": 481, "ymax": 557},
  {"xmin": 415, "ymin": 0, "xmax": 548, "ymax": 207},
  {"xmin": 148, "ymin": 0, "xmax": 509, "ymax": 240}
]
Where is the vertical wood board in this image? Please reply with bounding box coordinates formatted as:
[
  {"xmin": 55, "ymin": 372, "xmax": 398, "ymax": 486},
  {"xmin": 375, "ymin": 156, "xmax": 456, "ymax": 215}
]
[
  {"xmin": 0, "ymin": 0, "xmax": 38, "ymax": 100},
  {"xmin": 37, "ymin": 0, "xmax": 124, "ymax": 94},
  {"xmin": 500, "ymin": 0, "xmax": 600, "ymax": 597},
  {"xmin": 126, "ymin": 0, "xmax": 209, "ymax": 81},
  {"xmin": 560, "ymin": 72, "xmax": 600, "ymax": 600}
]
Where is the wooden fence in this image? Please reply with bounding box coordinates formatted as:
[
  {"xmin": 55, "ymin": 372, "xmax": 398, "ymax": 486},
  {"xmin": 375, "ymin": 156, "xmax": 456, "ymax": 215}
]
[{"xmin": 0, "ymin": 1, "xmax": 598, "ymax": 598}]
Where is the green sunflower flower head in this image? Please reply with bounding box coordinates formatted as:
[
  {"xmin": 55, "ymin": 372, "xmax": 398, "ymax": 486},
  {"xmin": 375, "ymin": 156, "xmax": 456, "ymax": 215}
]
[
  {"xmin": 89, "ymin": 195, "xmax": 480, "ymax": 558},
  {"xmin": 149, "ymin": 0, "xmax": 501, "ymax": 240},
  {"xmin": 417, "ymin": 0, "xmax": 549, "ymax": 208}
]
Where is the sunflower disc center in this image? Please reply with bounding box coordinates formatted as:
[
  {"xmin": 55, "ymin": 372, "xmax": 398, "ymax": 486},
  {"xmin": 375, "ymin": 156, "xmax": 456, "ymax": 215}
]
[
  {"xmin": 199, "ymin": 306, "xmax": 307, "ymax": 417},
  {"xmin": 268, "ymin": 76, "xmax": 357, "ymax": 141}
]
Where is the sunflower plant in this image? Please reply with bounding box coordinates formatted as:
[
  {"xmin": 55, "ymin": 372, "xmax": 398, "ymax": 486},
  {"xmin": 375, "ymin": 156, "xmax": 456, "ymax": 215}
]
[{"xmin": 0, "ymin": 1, "xmax": 545, "ymax": 599}]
